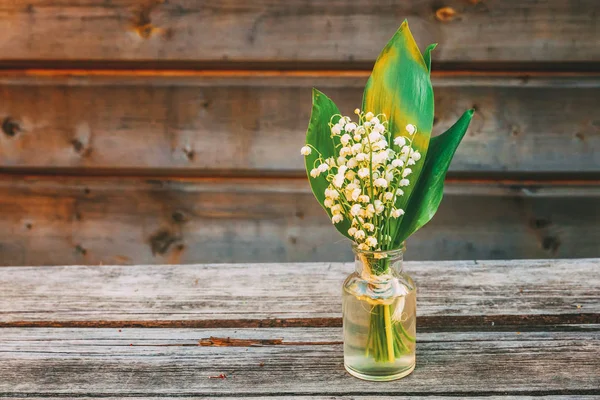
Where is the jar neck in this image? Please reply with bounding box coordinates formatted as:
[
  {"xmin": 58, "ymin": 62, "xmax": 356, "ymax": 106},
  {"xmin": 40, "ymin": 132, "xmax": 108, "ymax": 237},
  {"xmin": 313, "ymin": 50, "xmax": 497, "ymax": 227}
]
[{"xmin": 352, "ymin": 244, "xmax": 405, "ymax": 280}]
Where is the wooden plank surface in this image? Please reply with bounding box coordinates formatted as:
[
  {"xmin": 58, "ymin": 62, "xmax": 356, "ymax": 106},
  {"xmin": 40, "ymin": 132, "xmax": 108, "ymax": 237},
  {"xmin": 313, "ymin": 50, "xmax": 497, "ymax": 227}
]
[
  {"xmin": 0, "ymin": 1, "xmax": 598, "ymax": 63},
  {"xmin": 5, "ymin": 397, "xmax": 598, "ymax": 400},
  {"xmin": 0, "ymin": 260, "xmax": 597, "ymax": 396},
  {"xmin": 1, "ymin": 327, "xmax": 598, "ymax": 396},
  {"xmin": 0, "ymin": 72, "xmax": 599, "ymax": 174},
  {"xmin": 0, "ymin": 175, "xmax": 599, "ymax": 266},
  {"xmin": 4, "ymin": 398, "xmax": 599, "ymax": 400},
  {"xmin": 0, "ymin": 259, "xmax": 597, "ymax": 325}
]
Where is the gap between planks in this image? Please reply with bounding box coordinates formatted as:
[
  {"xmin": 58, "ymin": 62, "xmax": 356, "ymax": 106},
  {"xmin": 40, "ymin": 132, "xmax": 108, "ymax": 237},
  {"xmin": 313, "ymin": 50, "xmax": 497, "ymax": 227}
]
[
  {"xmin": 2, "ymin": 169, "xmax": 600, "ymax": 182},
  {"xmin": 1, "ymin": 172, "xmax": 600, "ymax": 187},
  {"xmin": 1, "ymin": 314, "xmax": 597, "ymax": 330},
  {"xmin": 0, "ymin": 69, "xmax": 598, "ymax": 88},
  {"xmin": 2, "ymin": 69, "xmax": 600, "ymax": 78},
  {"xmin": 1, "ymin": 59, "xmax": 600, "ymax": 72},
  {"xmin": 1, "ymin": 396, "xmax": 600, "ymax": 400},
  {"xmin": 1, "ymin": 392, "xmax": 599, "ymax": 398},
  {"xmin": 1, "ymin": 392, "xmax": 598, "ymax": 399}
]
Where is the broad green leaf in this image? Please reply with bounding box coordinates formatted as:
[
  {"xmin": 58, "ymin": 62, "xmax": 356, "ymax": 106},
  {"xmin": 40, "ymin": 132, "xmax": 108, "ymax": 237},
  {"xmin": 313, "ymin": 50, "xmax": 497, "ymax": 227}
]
[
  {"xmin": 362, "ymin": 20, "xmax": 435, "ymax": 247},
  {"xmin": 304, "ymin": 88, "xmax": 352, "ymax": 240},
  {"xmin": 394, "ymin": 109, "xmax": 474, "ymax": 246},
  {"xmin": 423, "ymin": 43, "xmax": 437, "ymax": 73}
]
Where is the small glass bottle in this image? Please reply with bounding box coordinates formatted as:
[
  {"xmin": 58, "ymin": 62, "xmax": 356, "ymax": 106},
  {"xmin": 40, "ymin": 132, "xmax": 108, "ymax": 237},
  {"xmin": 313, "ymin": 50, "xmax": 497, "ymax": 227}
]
[{"xmin": 342, "ymin": 244, "xmax": 416, "ymax": 381}]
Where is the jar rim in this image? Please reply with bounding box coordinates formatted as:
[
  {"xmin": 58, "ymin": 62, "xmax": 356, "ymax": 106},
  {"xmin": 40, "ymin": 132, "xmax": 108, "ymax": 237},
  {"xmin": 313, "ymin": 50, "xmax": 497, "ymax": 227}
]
[{"xmin": 351, "ymin": 242, "xmax": 406, "ymax": 256}]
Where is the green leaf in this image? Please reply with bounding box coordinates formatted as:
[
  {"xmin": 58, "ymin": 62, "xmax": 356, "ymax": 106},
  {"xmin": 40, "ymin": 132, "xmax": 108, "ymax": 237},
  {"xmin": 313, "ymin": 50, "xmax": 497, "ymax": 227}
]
[
  {"xmin": 304, "ymin": 88, "xmax": 352, "ymax": 240},
  {"xmin": 423, "ymin": 43, "xmax": 437, "ymax": 73},
  {"xmin": 362, "ymin": 20, "xmax": 435, "ymax": 247},
  {"xmin": 394, "ymin": 109, "xmax": 474, "ymax": 246}
]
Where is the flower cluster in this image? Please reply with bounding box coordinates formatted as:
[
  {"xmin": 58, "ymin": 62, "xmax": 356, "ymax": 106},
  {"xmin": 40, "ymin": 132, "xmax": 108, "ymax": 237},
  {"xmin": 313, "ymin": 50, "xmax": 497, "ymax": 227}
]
[{"xmin": 301, "ymin": 109, "xmax": 421, "ymax": 251}]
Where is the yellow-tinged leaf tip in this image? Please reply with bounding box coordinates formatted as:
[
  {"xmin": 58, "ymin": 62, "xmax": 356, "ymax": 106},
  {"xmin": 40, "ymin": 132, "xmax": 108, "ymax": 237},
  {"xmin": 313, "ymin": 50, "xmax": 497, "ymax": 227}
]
[{"xmin": 384, "ymin": 20, "xmax": 426, "ymax": 69}]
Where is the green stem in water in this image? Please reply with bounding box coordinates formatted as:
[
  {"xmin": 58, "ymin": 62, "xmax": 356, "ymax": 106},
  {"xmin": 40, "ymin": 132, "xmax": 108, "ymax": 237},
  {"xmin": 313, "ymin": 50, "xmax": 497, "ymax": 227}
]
[
  {"xmin": 393, "ymin": 325, "xmax": 409, "ymax": 356},
  {"xmin": 383, "ymin": 304, "xmax": 395, "ymax": 363},
  {"xmin": 365, "ymin": 318, "xmax": 373, "ymax": 357},
  {"xmin": 398, "ymin": 321, "xmax": 416, "ymax": 343},
  {"xmin": 365, "ymin": 259, "xmax": 413, "ymax": 363}
]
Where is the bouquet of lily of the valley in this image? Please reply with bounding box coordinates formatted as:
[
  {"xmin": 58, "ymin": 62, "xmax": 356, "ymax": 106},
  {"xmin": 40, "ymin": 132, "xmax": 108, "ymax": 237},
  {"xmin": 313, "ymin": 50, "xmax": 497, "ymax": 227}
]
[{"xmin": 301, "ymin": 21, "xmax": 473, "ymax": 381}]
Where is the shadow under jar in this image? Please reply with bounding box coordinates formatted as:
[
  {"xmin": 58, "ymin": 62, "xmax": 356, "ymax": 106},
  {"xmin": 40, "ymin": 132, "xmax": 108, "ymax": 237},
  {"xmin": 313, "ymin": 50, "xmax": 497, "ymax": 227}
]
[{"xmin": 342, "ymin": 244, "xmax": 416, "ymax": 381}]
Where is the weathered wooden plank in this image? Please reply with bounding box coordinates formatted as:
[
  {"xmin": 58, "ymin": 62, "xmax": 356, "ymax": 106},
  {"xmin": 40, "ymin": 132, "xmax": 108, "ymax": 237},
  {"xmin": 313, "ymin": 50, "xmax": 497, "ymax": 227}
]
[
  {"xmin": 1, "ymin": 328, "xmax": 598, "ymax": 395},
  {"xmin": 0, "ymin": 72, "xmax": 598, "ymax": 174},
  {"xmin": 6, "ymin": 397, "xmax": 598, "ymax": 400},
  {"xmin": 0, "ymin": 259, "xmax": 597, "ymax": 324},
  {"xmin": 0, "ymin": 175, "xmax": 599, "ymax": 266},
  {"xmin": 0, "ymin": 1, "xmax": 598, "ymax": 63}
]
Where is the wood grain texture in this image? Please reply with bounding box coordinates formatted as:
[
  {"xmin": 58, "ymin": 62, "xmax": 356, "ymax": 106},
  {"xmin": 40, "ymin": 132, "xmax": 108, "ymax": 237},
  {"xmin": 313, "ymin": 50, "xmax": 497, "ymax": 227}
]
[
  {"xmin": 0, "ymin": 259, "xmax": 597, "ymax": 324},
  {"xmin": 0, "ymin": 260, "xmax": 597, "ymax": 396},
  {"xmin": 1, "ymin": 328, "xmax": 598, "ymax": 395},
  {"xmin": 0, "ymin": 0, "xmax": 598, "ymax": 63},
  {"xmin": 0, "ymin": 72, "xmax": 598, "ymax": 174},
  {"xmin": 6, "ymin": 397, "xmax": 600, "ymax": 400},
  {"xmin": 0, "ymin": 175, "xmax": 599, "ymax": 266}
]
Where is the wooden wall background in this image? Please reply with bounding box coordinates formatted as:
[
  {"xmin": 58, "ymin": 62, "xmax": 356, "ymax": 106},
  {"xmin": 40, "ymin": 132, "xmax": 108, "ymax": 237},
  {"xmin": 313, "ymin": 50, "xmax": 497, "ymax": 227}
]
[{"xmin": 0, "ymin": 0, "xmax": 598, "ymax": 265}]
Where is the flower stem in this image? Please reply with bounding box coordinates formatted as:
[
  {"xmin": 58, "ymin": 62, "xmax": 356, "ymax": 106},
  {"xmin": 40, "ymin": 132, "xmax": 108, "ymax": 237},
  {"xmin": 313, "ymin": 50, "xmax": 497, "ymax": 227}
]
[
  {"xmin": 383, "ymin": 304, "xmax": 395, "ymax": 363},
  {"xmin": 398, "ymin": 321, "xmax": 416, "ymax": 343}
]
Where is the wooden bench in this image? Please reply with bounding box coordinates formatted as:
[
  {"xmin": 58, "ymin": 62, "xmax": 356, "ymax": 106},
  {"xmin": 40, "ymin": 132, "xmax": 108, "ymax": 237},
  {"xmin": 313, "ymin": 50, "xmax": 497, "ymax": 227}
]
[{"xmin": 1, "ymin": 259, "xmax": 598, "ymax": 397}]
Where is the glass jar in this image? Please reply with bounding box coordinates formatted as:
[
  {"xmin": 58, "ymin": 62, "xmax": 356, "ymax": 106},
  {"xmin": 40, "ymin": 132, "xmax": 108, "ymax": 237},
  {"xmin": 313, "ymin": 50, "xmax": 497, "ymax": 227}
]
[{"xmin": 342, "ymin": 244, "xmax": 416, "ymax": 381}]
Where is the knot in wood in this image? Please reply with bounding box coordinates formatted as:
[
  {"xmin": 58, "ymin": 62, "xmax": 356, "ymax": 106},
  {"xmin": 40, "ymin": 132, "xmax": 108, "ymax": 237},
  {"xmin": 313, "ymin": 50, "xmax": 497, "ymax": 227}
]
[
  {"xmin": 149, "ymin": 229, "xmax": 181, "ymax": 256},
  {"xmin": 171, "ymin": 210, "xmax": 189, "ymax": 223},
  {"xmin": 135, "ymin": 23, "xmax": 156, "ymax": 39},
  {"xmin": 2, "ymin": 117, "xmax": 21, "ymax": 137},
  {"xmin": 435, "ymin": 6, "xmax": 457, "ymax": 22}
]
